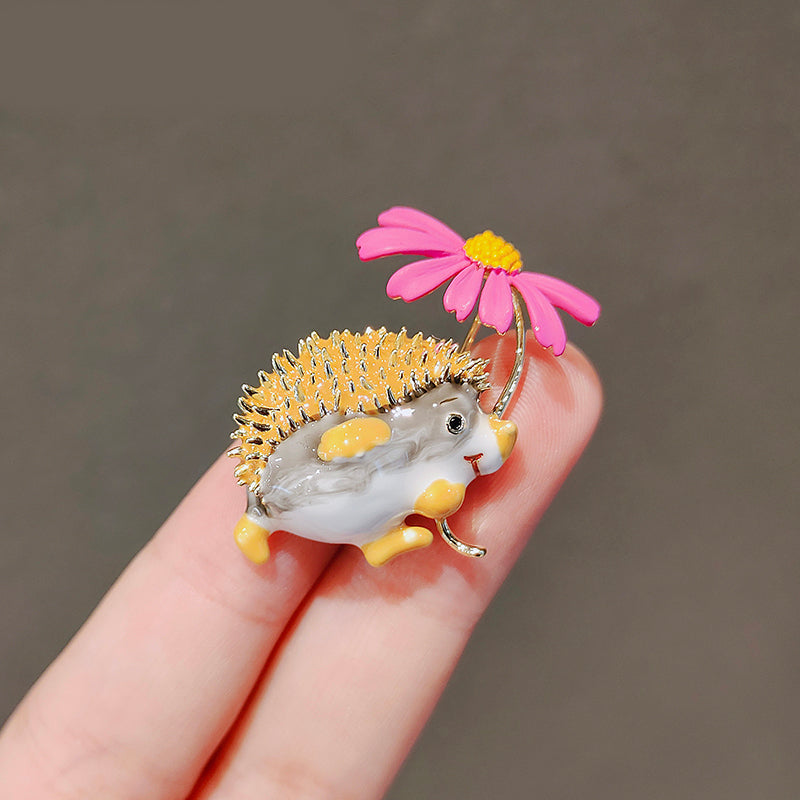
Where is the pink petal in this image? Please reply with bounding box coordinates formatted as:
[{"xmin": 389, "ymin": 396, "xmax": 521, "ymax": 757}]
[
  {"xmin": 478, "ymin": 269, "xmax": 515, "ymax": 334},
  {"xmin": 376, "ymin": 206, "xmax": 465, "ymax": 250},
  {"xmin": 443, "ymin": 264, "xmax": 484, "ymax": 322},
  {"xmin": 511, "ymin": 276, "xmax": 567, "ymax": 355},
  {"xmin": 356, "ymin": 227, "xmax": 458, "ymax": 261},
  {"xmin": 386, "ymin": 254, "xmax": 469, "ymax": 302},
  {"xmin": 525, "ymin": 272, "xmax": 601, "ymax": 326}
]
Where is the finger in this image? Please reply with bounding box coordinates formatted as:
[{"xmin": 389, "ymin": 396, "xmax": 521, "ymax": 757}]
[
  {"xmin": 0, "ymin": 453, "xmax": 336, "ymax": 799},
  {"xmin": 193, "ymin": 334, "xmax": 602, "ymax": 800}
]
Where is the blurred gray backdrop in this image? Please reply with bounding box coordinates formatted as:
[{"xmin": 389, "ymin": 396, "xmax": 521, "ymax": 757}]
[{"xmin": 1, "ymin": 2, "xmax": 798, "ymax": 798}]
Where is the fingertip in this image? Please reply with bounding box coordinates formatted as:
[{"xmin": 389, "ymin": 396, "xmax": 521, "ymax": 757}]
[
  {"xmin": 460, "ymin": 333, "xmax": 603, "ymax": 566},
  {"xmin": 473, "ymin": 332, "xmax": 602, "ymax": 443}
]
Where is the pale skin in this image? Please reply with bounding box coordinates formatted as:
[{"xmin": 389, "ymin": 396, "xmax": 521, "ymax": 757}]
[{"xmin": 0, "ymin": 333, "xmax": 601, "ymax": 799}]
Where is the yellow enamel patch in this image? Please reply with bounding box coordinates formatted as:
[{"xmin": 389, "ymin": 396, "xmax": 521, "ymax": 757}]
[
  {"xmin": 317, "ymin": 417, "xmax": 392, "ymax": 462},
  {"xmin": 230, "ymin": 328, "xmax": 490, "ymax": 493},
  {"xmin": 489, "ymin": 414, "xmax": 518, "ymax": 460},
  {"xmin": 234, "ymin": 515, "xmax": 271, "ymax": 564},
  {"xmin": 361, "ymin": 525, "xmax": 433, "ymax": 567},
  {"xmin": 414, "ymin": 479, "xmax": 466, "ymax": 519}
]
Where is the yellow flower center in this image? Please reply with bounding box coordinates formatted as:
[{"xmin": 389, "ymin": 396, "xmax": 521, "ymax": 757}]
[{"xmin": 463, "ymin": 230, "xmax": 523, "ymax": 273}]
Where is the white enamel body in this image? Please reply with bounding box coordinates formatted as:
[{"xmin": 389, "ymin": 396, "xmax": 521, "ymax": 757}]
[{"xmin": 245, "ymin": 384, "xmax": 509, "ymax": 547}]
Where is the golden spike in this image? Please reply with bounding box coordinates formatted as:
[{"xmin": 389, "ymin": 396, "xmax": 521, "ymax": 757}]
[
  {"xmin": 238, "ymin": 397, "xmax": 254, "ymax": 413},
  {"xmin": 242, "ymin": 384, "xmax": 258, "ymax": 396},
  {"xmin": 230, "ymin": 327, "xmax": 490, "ymax": 469},
  {"xmin": 283, "ymin": 349, "xmax": 298, "ymax": 367}
]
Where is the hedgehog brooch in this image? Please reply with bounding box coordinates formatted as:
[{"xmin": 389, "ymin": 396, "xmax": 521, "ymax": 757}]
[{"xmin": 229, "ymin": 207, "xmax": 600, "ymax": 567}]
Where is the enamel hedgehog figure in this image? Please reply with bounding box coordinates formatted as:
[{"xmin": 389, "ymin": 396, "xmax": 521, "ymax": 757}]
[
  {"xmin": 229, "ymin": 328, "xmax": 517, "ymax": 567},
  {"xmin": 228, "ymin": 206, "xmax": 600, "ymax": 567}
]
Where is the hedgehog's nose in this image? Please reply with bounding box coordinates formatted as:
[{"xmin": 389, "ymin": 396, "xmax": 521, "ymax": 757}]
[{"xmin": 489, "ymin": 415, "xmax": 517, "ymax": 460}]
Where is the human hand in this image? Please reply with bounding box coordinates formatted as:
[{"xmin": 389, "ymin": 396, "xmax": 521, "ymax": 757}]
[{"xmin": 0, "ymin": 332, "xmax": 601, "ymax": 799}]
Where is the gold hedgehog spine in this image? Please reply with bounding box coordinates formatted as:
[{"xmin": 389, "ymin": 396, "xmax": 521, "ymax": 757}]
[{"xmin": 228, "ymin": 328, "xmax": 490, "ymax": 492}]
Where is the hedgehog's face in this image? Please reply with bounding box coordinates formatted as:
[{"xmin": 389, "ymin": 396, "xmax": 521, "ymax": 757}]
[{"xmin": 402, "ymin": 383, "xmax": 517, "ymax": 477}]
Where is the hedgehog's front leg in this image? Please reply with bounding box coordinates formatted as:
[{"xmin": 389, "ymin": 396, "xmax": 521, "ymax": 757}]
[
  {"xmin": 233, "ymin": 491, "xmax": 272, "ymax": 564},
  {"xmin": 361, "ymin": 525, "xmax": 434, "ymax": 567},
  {"xmin": 413, "ymin": 479, "xmax": 466, "ymax": 519}
]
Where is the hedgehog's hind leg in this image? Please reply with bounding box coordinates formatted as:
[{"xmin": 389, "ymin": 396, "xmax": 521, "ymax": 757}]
[
  {"xmin": 234, "ymin": 491, "xmax": 272, "ymax": 564},
  {"xmin": 361, "ymin": 524, "xmax": 433, "ymax": 567}
]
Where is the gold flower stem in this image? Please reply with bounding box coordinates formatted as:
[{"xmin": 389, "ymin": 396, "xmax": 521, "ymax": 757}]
[
  {"xmin": 492, "ymin": 289, "xmax": 526, "ymax": 417},
  {"xmin": 460, "ymin": 288, "xmax": 526, "ymax": 418},
  {"xmin": 460, "ymin": 312, "xmax": 483, "ymax": 354},
  {"xmin": 443, "ymin": 289, "xmax": 526, "ymax": 559}
]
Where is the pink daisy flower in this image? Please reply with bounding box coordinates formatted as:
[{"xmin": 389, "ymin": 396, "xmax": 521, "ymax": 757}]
[{"xmin": 356, "ymin": 206, "xmax": 600, "ymax": 356}]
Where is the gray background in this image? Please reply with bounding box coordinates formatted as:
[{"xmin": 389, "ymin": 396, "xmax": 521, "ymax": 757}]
[{"xmin": 1, "ymin": 2, "xmax": 798, "ymax": 798}]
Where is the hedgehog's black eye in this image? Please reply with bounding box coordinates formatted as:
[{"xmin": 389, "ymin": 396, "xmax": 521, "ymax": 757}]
[{"xmin": 446, "ymin": 413, "xmax": 466, "ymax": 435}]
